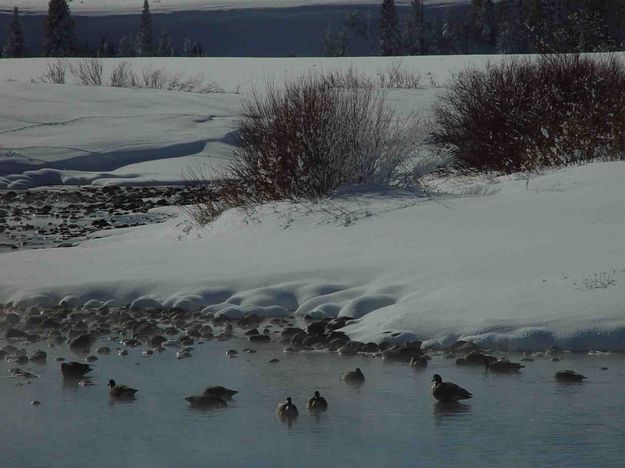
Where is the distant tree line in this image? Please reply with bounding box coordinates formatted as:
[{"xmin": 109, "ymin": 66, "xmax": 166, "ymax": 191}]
[
  {"xmin": 324, "ymin": 0, "xmax": 625, "ymax": 56},
  {"xmin": 1, "ymin": 0, "xmax": 204, "ymax": 58},
  {"xmin": 3, "ymin": 0, "xmax": 625, "ymax": 58}
]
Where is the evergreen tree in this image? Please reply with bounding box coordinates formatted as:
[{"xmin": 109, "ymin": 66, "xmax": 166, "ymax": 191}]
[
  {"xmin": 97, "ymin": 37, "xmax": 114, "ymax": 57},
  {"xmin": 405, "ymin": 0, "xmax": 427, "ymax": 55},
  {"xmin": 183, "ymin": 38, "xmax": 203, "ymax": 57},
  {"xmin": 379, "ymin": 0, "xmax": 401, "ymax": 55},
  {"xmin": 322, "ymin": 24, "xmax": 336, "ymax": 56},
  {"xmin": 118, "ymin": 36, "xmax": 136, "ymax": 57},
  {"xmin": 43, "ymin": 0, "xmax": 77, "ymax": 56},
  {"xmin": 497, "ymin": 0, "xmax": 525, "ymax": 53},
  {"xmin": 137, "ymin": 0, "xmax": 153, "ymax": 56},
  {"xmin": 468, "ymin": 0, "xmax": 484, "ymax": 45},
  {"xmin": 2, "ymin": 7, "xmax": 25, "ymax": 58},
  {"xmin": 335, "ymin": 29, "xmax": 348, "ymax": 57},
  {"xmin": 481, "ymin": 0, "xmax": 496, "ymax": 46},
  {"xmin": 155, "ymin": 28, "xmax": 174, "ymax": 56}
]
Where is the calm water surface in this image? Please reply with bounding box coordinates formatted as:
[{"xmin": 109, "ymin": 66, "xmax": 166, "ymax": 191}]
[{"xmin": 1, "ymin": 336, "xmax": 624, "ymax": 468}]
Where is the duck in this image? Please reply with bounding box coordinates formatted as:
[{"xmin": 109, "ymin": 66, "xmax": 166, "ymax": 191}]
[
  {"xmin": 306, "ymin": 391, "xmax": 328, "ymax": 412},
  {"xmin": 61, "ymin": 362, "xmax": 93, "ymax": 379},
  {"xmin": 341, "ymin": 368, "xmax": 365, "ymax": 384},
  {"xmin": 108, "ymin": 379, "xmax": 138, "ymax": 399},
  {"xmin": 203, "ymin": 386, "xmax": 238, "ymax": 400},
  {"xmin": 484, "ymin": 358, "xmax": 524, "ymax": 373},
  {"xmin": 555, "ymin": 370, "xmax": 586, "ymax": 383},
  {"xmin": 185, "ymin": 395, "xmax": 227, "ymax": 409},
  {"xmin": 410, "ymin": 356, "xmax": 428, "ymax": 368},
  {"xmin": 276, "ymin": 397, "xmax": 298, "ymax": 419},
  {"xmin": 431, "ymin": 374, "xmax": 472, "ymax": 403}
]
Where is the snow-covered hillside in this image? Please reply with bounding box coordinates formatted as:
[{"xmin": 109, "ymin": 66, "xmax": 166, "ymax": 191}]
[
  {"xmin": 1, "ymin": 55, "xmax": 624, "ymax": 351},
  {"xmin": 1, "ymin": 162, "xmax": 624, "ymax": 351}
]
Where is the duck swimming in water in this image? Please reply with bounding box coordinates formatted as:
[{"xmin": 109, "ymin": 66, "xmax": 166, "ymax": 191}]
[
  {"xmin": 61, "ymin": 362, "xmax": 93, "ymax": 379},
  {"xmin": 276, "ymin": 397, "xmax": 298, "ymax": 419},
  {"xmin": 555, "ymin": 370, "xmax": 586, "ymax": 383},
  {"xmin": 108, "ymin": 379, "xmax": 138, "ymax": 399},
  {"xmin": 341, "ymin": 368, "xmax": 365, "ymax": 384},
  {"xmin": 185, "ymin": 395, "xmax": 227, "ymax": 409},
  {"xmin": 431, "ymin": 374, "xmax": 472, "ymax": 403},
  {"xmin": 306, "ymin": 391, "xmax": 328, "ymax": 412},
  {"xmin": 203, "ymin": 386, "xmax": 238, "ymax": 400}
]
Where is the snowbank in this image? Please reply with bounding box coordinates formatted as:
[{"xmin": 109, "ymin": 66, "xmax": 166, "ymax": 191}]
[{"xmin": 1, "ymin": 162, "xmax": 625, "ymax": 351}]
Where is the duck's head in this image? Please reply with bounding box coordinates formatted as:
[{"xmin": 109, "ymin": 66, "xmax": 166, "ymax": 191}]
[
  {"xmin": 432, "ymin": 374, "xmax": 442, "ymax": 384},
  {"xmin": 355, "ymin": 368, "xmax": 362, "ymax": 374},
  {"xmin": 286, "ymin": 397, "xmax": 292, "ymax": 404},
  {"xmin": 108, "ymin": 379, "xmax": 116, "ymax": 387},
  {"xmin": 314, "ymin": 391, "xmax": 320, "ymax": 397}
]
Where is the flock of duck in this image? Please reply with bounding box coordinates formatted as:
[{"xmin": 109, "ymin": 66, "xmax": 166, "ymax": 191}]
[{"xmin": 56, "ymin": 352, "xmax": 588, "ymax": 421}]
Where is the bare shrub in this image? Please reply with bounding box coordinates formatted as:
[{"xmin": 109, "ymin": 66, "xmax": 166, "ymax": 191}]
[
  {"xmin": 109, "ymin": 61, "xmax": 138, "ymax": 88},
  {"xmin": 69, "ymin": 58, "xmax": 103, "ymax": 86},
  {"xmin": 433, "ymin": 54, "xmax": 625, "ymax": 173},
  {"xmin": 186, "ymin": 73, "xmax": 425, "ymax": 224},
  {"xmin": 40, "ymin": 58, "xmax": 67, "ymax": 84},
  {"xmin": 377, "ymin": 59, "xmax": 422, "ymax": 89}
]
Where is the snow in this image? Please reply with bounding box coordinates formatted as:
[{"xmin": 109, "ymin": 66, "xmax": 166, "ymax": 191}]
[
  {"xmin": 1, "ymin": 55, "xmax": 625, "ymax": 351},
  {"xmin": 0, "ymin": 0, "xmax": 466, "ymax": 15}
]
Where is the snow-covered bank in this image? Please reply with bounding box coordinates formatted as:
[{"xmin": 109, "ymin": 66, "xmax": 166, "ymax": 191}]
[{"xmin": 2, "ymin": 162, "xmax": 624, "ymax": 351}]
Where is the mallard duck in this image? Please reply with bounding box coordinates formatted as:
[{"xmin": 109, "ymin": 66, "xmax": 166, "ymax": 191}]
[
  {"xmin": 185, "ymin": 395, "xmax": 227, "ymax": 409},
  {"xmin": 108, "ymin": 379, "xmax": 138, "ymax": 399},
  {"xmin": 341, "ymin": 368, "xmax": 365, "ymax": 384},
  {"xmin": 431, "ymin": 374, "xmax": 472, "ymax": 403},
  {"xmin": 276, "ymin": 397, "xmax": 298, "ymax": 418},
  {"xmin": 485, "ymin": 358, "xmax": 524, "ymax": 373},
  {"xmin": 61, "ymin": 362, "xmax": 93, "ymax": 378},
  {"xmin": 555, "ymin": 370, "xmax": 586, "ymax": 383},
  {"xmin": 203, "ymin": 386, "xmax": 238, "ymax": 400},
  {"xmin": 306, "ymin": 391, "xmax": 328, "ymax": 412}
]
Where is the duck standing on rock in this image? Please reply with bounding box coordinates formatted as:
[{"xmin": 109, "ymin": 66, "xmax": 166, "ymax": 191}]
[
  {"xmin": 431, "ymin": 374, "xmax": 472, "ymax": 403},
  {"xmin": 61, "ymin": 362, "xmax": 93, "ymax": 379},
  {"xmin": 306, "ymin": 391, "xmax": 328, "ymax": 412},
  {"xmin": 108, "ymin": 379, "xmax": 138, "ymax": 399},
  {"xmin": 276, "ymin": 397, "xmax": 298, "ymax": 419},
  {"xmin": 341, "ymin": 368, "xmax": 365, "ymax": 384}
]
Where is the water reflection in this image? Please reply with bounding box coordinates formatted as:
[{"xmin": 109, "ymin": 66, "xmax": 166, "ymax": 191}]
[{"xmin": 433, "ymin": 402, "xmax": 472, "ymax": 422}]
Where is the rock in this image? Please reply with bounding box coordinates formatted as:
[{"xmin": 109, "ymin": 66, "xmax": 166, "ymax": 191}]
[
  {"xmin": 249, "ymin": 334, "xmax": 270, "ymax": 343},
  {"xmin": 29, "ymin": 350, "xmax": 47, "ymax": 362},
  {"xmin": 85, "ymin": 355, "xmax": 98, "ymax": 362},
  {"xmin": 269, "ymin": 358, "xmax": 280, "ymax": 363},
  {"xmin": 5, "ymin": 328, "xmax": 29, "ymax": 340},
  {"xmin": 96, "ymin": 346, "xmax": 111, "ymax": 355},
  {"xmin": 150, "ymin": 335, "xmax": 167, "ymax": 347},
  {"xmin": 69, "ymin": 334, "xmax": 93, "ymax": 352}
]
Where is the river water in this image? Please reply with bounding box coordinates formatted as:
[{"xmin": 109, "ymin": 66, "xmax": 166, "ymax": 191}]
[{"xmin": 1, "ymin": 337, "xmax": 624, "ymax": 467}]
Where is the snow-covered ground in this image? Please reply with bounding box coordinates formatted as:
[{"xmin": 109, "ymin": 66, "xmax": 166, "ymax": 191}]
[{"xmin": 1, "ymin": 55, "xmax": 624, "ymax": 351}]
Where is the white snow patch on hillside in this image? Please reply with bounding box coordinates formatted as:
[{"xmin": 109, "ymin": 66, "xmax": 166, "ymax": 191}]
[{"xmin": 1, "ymin": 162, "xmax": 625, "ymax": 350}]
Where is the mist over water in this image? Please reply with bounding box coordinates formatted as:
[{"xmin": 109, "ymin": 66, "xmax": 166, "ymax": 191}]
[{"xmin": 2, "ymin": 338, "xmax": 624, "ymax": 467}]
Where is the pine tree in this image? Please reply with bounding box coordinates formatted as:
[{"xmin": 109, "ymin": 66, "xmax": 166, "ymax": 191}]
[
  {"xmin": 335, "ymin": 29, "xmax": 348, "ymax": 57},
  {"xmin": 322, "ymin": 24, "xmax": 335, "ymax": 56},
  {"xmin": 468, "ymin": 0, "xmax": 484, "ymax": 46},
  {"xmin": 481, "ymin": 0, "xmax": 496, "ymax": 46},
  {"xmin": 97, "ymin": 37, "xmax": 114, "ymax": 57},
  {"xmin": 497, "ymin": 0, "xmax": 525, "ymax": 53},
  {"xmin": 379, "ymin": 0, "xmax": 401, "ymax": 56},
  {"xmin": 43, "ymin": 0, "xmax": 77, "ymax": 56},
  {"xmin": 137, "ymin": 0, "xmax": 153, "ymax": 56},
  {"xmin": 405, "ymin": 0, "xmax": 427, "ymax": 55},
  {"xmin": 155, "ymin": 28, "xmax": 174, "ymax": 56},
  {"xmin": 2, "ymin": 7, "xmax": 25, "ymax": 58},
  {"xmin": 118, "ymin": 36, "xmax": 136, "ymax": 57},
  {"xmin": 183, "ymin": 38, "xmax": 203, "ymax": 57}
]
